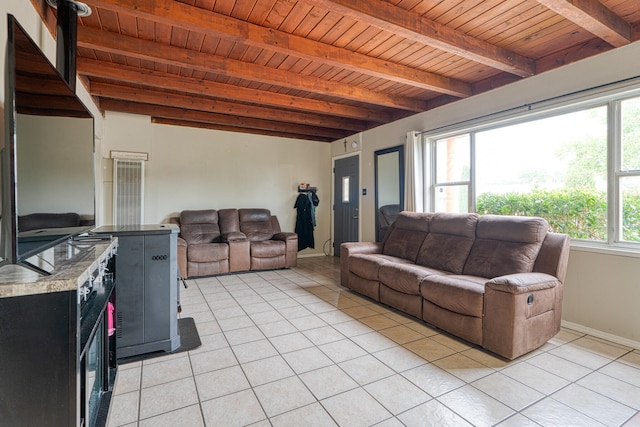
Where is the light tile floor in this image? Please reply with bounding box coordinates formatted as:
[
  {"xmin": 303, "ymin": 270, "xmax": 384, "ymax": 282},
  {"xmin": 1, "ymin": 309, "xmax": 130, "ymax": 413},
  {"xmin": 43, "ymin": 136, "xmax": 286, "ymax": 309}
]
[{"xmin": 106, "ymin": 256, "xmax": 640, "ymax": 427}]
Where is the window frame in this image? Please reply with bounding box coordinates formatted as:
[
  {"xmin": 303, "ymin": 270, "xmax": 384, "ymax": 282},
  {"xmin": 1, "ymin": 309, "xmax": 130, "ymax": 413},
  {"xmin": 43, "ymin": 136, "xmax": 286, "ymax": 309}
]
[
  {"xmin": 422, "ymin": 84, "xmax": 640, "ymax": 251},
  {"xmin": 615, "ymin": 95, "xmax": 640, "ymax": 247},
  {"xmin": 431, "ymin": 134, "xmax": 473, "ymax": 213}
]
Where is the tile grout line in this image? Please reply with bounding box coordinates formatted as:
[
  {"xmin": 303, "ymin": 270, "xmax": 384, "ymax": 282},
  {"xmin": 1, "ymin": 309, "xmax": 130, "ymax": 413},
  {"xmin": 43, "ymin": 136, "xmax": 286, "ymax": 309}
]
[{"xmin": 108, "ymin": 258, "xmax": 640, "ymax": 427}]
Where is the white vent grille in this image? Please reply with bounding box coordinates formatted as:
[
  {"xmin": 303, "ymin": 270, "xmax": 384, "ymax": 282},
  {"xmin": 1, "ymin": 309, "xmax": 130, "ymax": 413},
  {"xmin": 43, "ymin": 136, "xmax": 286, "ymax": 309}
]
[{"xmin": 113, "ymin": 159, "xmax": 144, "ymax": 225}]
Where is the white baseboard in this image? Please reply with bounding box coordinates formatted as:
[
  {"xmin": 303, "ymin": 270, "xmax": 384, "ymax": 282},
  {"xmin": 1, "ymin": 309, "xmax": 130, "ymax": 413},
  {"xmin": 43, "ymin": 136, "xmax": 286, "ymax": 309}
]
[{"xmin": 561, "ymin": 320, "xmax": 640, "ymax": 350}]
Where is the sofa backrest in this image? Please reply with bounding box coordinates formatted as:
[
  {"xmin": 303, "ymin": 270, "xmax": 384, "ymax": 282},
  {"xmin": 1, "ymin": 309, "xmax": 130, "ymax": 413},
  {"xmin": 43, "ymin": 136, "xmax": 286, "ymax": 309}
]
[
  {"xmin": 382, "ymin": 212, "xmax": 433, "ymax": 261},
  {"xmin": 416, "ymin": 213, "xmax": 478, "ymax": 274},
  {"xmin": 239, "ymin": 208, "xmax": 274, "ymax": 241},
  {"xmin": 218, "ymin": 209, "xmax": 240, "ymax": 234},
  {"xmin": 463, "ymin": 215, "xmax": 549, "ymax": 278},
  {"xmin": 179, "ymin": 209, "xmax": 222, "ymax": 244}
]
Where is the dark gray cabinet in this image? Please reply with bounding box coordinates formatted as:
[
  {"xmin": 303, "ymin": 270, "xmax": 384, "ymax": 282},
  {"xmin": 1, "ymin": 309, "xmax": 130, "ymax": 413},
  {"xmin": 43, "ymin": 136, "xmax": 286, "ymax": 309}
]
[{"xmin": 94, "ymin": 225, "xmax": 180, "ymax": 358}]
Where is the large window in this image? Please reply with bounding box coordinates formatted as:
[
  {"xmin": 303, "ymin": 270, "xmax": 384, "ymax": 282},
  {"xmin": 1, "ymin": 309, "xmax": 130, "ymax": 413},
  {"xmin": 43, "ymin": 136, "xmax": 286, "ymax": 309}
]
[
  {"xmin": 425, "ymin": 91, "xmax": 640, "ymax": 246},
  {"xmin": 433, "ymin": 135, "xmax": 470, "ymax": 213},
  {"xmin": 620, "ymin": 96, "xmax": 640, "ymax": 242}
]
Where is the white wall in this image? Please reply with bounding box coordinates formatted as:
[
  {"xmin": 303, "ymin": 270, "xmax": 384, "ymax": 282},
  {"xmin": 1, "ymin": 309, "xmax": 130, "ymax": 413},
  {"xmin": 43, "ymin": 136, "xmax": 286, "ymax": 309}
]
[
  {"xmin": 332, "ymin": 40, "xmax": 640, "ymax": 347},
  {"xmin": 101, "ymin": 112, "xmax": 332, "ymax": 256}
]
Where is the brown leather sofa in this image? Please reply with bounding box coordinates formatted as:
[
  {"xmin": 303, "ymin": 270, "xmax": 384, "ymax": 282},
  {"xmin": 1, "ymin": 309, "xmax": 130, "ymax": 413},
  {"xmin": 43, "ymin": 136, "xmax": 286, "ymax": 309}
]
[
  {"xmin": 341, "ymin": 212, "xmax": 570, "ymax": 360},
  {"xmin": 173, "ymin": 208, "xmax": 297, "ymax": 278}
]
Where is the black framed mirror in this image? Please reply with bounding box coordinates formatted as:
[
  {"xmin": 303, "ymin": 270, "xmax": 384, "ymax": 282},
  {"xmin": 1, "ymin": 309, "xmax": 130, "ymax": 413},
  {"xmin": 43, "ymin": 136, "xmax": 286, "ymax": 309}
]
[{"xmin": 374, "ymin": 145, "xmax": 404, "ymax": 242}]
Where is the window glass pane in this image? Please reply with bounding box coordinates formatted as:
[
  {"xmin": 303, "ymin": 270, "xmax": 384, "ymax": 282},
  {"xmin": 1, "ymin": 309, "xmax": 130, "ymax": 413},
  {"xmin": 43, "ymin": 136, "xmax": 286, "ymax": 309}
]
[
  {"xmin": 342, "ymin": 176, "xmax": 350, "ymax": 202},
  {"xmin": 621, "ymin": 96, "xmax": 640, "ymax": 171},
  {"xmin": 475, "ymin": 107, "xmax": 608, "ymax": 240},
  {"xmin": 436, "ymin": 135, "xmax": 470, "ymax": 183},
  {"xmin": 435, "ymin": 185, "xmax": 468, "ymax": 213},
  {"xmin": 621, "ymin": 176, "xmax": 640, "ymax": 242}
]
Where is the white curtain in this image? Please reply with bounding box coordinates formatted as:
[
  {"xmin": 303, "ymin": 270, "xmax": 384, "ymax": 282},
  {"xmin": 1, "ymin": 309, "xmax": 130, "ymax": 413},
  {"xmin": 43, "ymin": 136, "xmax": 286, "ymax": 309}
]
[{"xmin": 404, "ymin": 131, "xmax": 424, "ymax": 212}]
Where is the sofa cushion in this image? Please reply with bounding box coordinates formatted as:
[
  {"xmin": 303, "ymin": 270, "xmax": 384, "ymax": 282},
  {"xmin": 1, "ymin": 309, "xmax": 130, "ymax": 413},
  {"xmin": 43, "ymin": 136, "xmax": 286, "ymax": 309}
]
[
  {"xmin": 181, "ymin": 224, "xmax": 223, "ymax": 244},
  {"xmin": 379, "ymin": 262, "xmax": 445, "ymax": 295},
  {"xmin": 463, "ymin": 215, "xmax": 549, "ymax": 278},
  {"xmin": 188, "ymin": 242, "xmax": 229, "ymax": 262},
  {"xmin": 219, "ymin": 208, "xmax": 241, "ymax": 234},
  {"xmin": 382, "ymin": 212, "xmax": 433, "ymax": 261},
  {"xmin": 180, "ymin": 210, "xmax": 222, "ymax": 244},
  {"xmin": 420, "ymin": 274, "xmax": 487, "ymax": 317},
  {"xmin": 416, "ymin": 213, "xmax": 478, "ymax": 274},
  {"xmin": 239, "ymin": 208, "xmax": 274, "ymax": 241},
  {"xmin": 349, "ymin": 254, "xmax": 410, "ymax": 281},
  {"xmin": 250, "ymin": 240, "xmax": 286, "ymax": 258}
]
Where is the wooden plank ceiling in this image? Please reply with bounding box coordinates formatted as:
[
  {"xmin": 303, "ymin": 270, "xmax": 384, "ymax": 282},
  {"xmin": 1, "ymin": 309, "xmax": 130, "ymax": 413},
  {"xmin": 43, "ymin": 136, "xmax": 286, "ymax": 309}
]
[{"xmin": 32, "ymin": 0, "xmax": 640, "ymax": 142}]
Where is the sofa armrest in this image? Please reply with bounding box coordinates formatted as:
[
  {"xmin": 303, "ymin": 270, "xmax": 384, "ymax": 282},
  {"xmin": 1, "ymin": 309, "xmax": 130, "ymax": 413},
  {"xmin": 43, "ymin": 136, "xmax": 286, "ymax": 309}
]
[
  {"xmin": 229, "ymin": 240, "xmax": 250, "ymax": 272},
  {"xmin": 270, "ymin": 215, "xmax": 282, "ymax": 234},
  {"xmin": 483, "ymin": 272, "xmax": 563, "ymax": 359},
  {"xmin": 222, "ymin": 231, "xmax": 247, "ymax": 242},
  {"xmin": 177, "ymin": 236, "xmax": 188, "ymax": 279},
  {"xmin": 341, "ymin": 242, "xmax": 382, "ymax": 255},
  {"xmin": 273, "ymin": 232, "xmax": 298, "ymax": 267},
  {"xmin": 272, "ymin": 232, "xmax": 296, "ymax": 242},
  {"xmin": 486, "ymin": 273, "xmax": 561, "ymax": 294},
  {"xmin": 340, "ymin": 242, "xmax": 382, "ymax": 287}
]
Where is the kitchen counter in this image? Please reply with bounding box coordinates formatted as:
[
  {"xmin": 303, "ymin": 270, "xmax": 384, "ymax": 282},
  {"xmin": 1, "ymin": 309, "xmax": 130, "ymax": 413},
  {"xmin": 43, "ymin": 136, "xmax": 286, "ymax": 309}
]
[{"xmin": 0, "ymin": 236, "xmax": 118, "ymax": 298}]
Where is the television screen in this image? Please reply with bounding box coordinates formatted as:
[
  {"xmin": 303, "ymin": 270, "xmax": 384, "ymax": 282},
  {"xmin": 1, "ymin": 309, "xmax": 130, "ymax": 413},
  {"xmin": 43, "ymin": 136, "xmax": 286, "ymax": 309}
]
[{"xmin": 1, "ymin": 16, "xmax": 95, "ymax": 270}]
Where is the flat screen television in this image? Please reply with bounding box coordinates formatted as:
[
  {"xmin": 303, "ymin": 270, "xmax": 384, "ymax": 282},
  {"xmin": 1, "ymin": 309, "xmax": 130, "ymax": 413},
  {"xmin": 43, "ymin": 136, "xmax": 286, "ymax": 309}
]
[{"xmin": 1, "ymin": 15, "xmax": 95, "ymax": 273}]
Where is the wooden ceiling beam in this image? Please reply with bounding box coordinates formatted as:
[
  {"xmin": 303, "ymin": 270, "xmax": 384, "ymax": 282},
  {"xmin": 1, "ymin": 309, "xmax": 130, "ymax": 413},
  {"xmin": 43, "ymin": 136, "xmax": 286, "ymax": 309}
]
[
  {"xmin": 151, "ymin": 118, "xmax": 335, "ymax": 143},
  {"xmin": 90, "ymin": 82, "xmax": 370, "ymax": 132},
  {"xmin": 84, "ymin": 0, "xmax": 471, "ymax": 97},
  {"xmin": 99, "ymin": 99, "xmax": 343, "ymax": 141},
  {"xmin": 535, "ymin": 37, "xmax": 614, "ymax": 73},
  {"xmin": 535, "ymin": 0, "xmax": 632, "ymax": 47},
  {"xmin": 304, "ymin": 0, "xmax": 536, "ymax": 77},
  {"xmin": 77, "ymin": 26, "xmax": 427, "ymax": 112},
  {"xmin": 77, "ymin": 58, "xmax": 392, "ymax": 122}
]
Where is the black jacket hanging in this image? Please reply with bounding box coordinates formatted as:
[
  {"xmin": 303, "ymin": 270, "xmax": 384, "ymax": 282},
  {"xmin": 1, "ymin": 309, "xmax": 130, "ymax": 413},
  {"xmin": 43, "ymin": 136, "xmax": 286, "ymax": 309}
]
[{"xmin": 294, "ymin": 193, "xmax": 315, "ymax": 250}]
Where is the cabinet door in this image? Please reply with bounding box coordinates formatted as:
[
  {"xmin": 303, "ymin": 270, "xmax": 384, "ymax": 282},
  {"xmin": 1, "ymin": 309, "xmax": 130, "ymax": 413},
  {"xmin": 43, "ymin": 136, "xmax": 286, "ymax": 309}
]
[
  {"xmin": 116, "ymin": 235, "xmax": 145, "ymax": 347},
  {"xmin": 144, "ymin": 234, "xmax": 175, "ymax": 342},
  {"xmin": 0, "ymin": 292, "xmax": 77, "ymax": 426}
]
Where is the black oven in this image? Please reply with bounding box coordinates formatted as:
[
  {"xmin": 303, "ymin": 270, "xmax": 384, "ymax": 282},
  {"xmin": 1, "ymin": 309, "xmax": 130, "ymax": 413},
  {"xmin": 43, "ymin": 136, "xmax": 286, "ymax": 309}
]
[{"xmin": 79, "ymin": 254, "xmax": 117, "ymax": 427}]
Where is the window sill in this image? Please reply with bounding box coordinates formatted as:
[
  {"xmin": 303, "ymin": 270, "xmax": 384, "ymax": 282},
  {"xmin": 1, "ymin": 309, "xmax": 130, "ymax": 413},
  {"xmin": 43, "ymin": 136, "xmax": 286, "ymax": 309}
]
[{"xmin": 569, "ymin": 240, "xmax": 640, "ymax": 258}]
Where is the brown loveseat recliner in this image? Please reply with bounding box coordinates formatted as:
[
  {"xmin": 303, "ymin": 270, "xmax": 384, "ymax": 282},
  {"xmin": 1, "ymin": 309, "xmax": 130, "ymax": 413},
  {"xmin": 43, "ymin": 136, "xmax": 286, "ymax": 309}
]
[
  {"xmin": 341, "ymin": 212, "xmax": 570, "ymax": 360},
  {"xmin": 239, "ymin": 209, "xmax": 298, "ymax": 271},
  {"xmin": 174, "ymin": 208, "xmax": 297, "ymax": 279}
]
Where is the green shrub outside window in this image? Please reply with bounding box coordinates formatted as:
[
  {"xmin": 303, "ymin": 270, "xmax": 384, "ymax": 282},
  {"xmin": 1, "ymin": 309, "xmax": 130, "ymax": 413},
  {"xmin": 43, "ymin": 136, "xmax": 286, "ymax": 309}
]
[{"xmin": 476, "ymin": 189, "xmax": 640, "ymax": 242}]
